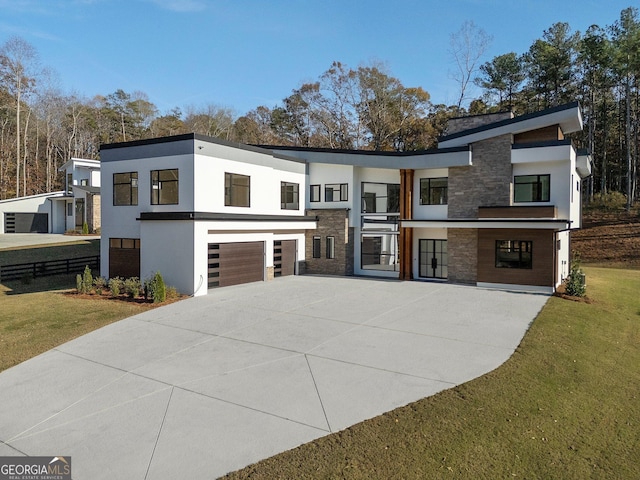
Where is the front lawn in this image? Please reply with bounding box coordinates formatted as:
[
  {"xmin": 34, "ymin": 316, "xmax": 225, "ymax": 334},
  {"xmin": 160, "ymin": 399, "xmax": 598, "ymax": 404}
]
[{"xmin": 223, "ymin": 266, "xmax": 640, "ymax": 479}]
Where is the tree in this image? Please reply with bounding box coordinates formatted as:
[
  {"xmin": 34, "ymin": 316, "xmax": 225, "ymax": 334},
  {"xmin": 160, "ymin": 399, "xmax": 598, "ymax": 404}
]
[
  {"xmin": 184, "ymin": 103, "xmax": 235, "ymax": 139},
  {"xmin": 610, "ymin": 7, "xmax": 640, "ymax": 210},
  {"xmin": 475, "ymin": 52, "xmax": 525, "ymax": 109},
  {"xmin": 524, "ymin": 23, "xmax": 581, "ymax": 109},
  {"xmin": 449, "ymin": 21, "xmax": 493, "ymax": 109},
  {"xmin": 0, "ymin": 36, "xmax": 40, "ymax": 197}
]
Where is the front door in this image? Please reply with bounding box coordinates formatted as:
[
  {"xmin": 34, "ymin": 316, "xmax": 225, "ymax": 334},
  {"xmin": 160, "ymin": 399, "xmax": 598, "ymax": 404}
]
[
  {"xmin": 75, "ymin": 198, "xmax": 85, "ymax": 230},
  {"xmin": 419, "ymin": 239, "xmax": 447, "ymax": 279}
]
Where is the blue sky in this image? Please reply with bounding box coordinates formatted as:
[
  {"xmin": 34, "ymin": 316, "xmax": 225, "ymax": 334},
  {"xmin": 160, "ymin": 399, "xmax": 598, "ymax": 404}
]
[{"xmin": 0, "ymin": 0, "xmax": 635, "ymax": 116}]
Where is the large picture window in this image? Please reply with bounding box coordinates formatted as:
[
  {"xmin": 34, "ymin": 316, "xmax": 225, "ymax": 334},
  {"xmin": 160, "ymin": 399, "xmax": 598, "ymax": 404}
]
[
  {"xmin": 281, "ymin": 182, "xmax": 299, "ymax": 210},
  {"xmin": 514, "ymin": 174, "xmax": 550, "ymax": 202},
  {"xmin": 420, "ymin": 177, "xmax": 448, "ymax": 205},
  {"xmin": 361, "ymin": 182, "xmax": 400, "ymax": 213},
  {"xmin": 496, "ymin": 240, "xmax": 533, "ymax": 269},
  {"xmin": 151, "ymin": 169, "xmax": 179, "ymax": 205},
  {"xmin": 225, "ymin": 172, "xmax": 250, "ymax": 207},
  {"xmin": 325, "ymin": 183, "xmax": 348, "ymax": 202},
  {"xmin": 113, "ymin": 172, "xmax": 138, "ymax": 206}
]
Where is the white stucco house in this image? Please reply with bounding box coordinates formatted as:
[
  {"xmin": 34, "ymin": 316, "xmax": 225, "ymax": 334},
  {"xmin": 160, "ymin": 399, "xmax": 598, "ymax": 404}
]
[
  {"xmin": 0, "ymin": 158, "xmax": 100, "ymax": 234},
  {"xmin": 100, "ymin": 101, "xmax": 591, "ymax": 296}
]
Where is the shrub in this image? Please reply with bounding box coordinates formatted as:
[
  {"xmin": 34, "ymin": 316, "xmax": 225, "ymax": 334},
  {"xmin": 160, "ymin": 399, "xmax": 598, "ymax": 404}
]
[
  {"xmin": 565, "ymin": 256, "xmax": 586, "ymax": 297},
  {"xmin": 82, "ymin": 222, "xmax": 89, "ymax": 235},
  {"xmin": 76, "ymin": 274, "xmax": 83, "ymax": 293},
  {"xmin": 123, "ymin": 277, "xmax": 142, "ymax": 299},
  {"xmin": 587, "ymin": 191, "xmax": 627, "ymax": 211},
  {"xmin": 145, "ymin": 272, "xmax": 166, "ymax": 303},
  {"xmin": 93, "ymin": 276, "xmax": 107, "ymax": 295},
  {"xmin": 108, "ymin": 277, "xmax": 123, "ymax": 297},
  {"xmin": 166, "ymin": 285, "xmax": 178, "ymax": 300},
  {"xmin": 81, "ymin": 265, "xmax": 93, "ymax": 294}
]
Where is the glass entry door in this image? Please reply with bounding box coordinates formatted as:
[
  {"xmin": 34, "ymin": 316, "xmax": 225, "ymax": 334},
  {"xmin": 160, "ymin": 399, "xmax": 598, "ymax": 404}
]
[{"xmin": 419, "ymin": 239, "xmax": 448, "ymax": 279}]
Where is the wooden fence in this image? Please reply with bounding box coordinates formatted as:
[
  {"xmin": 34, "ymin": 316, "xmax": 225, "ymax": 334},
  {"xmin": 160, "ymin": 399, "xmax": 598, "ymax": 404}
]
[{"xmin": 0, "ymin": 255, "xmax": 100, "ymax": 282}]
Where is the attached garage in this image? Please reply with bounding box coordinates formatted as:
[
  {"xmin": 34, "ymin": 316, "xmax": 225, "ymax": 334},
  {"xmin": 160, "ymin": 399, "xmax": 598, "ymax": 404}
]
[
  {"xmin": 208, "ymin": 241, "xmax": 264, "ymax": 289},
  {"xmin": 3, "ymin": 212, "xmax": 48, "ymax": 233},
  {"xmin": 274, "ymin": 240, "xmax": 296, "ymax": 277}
]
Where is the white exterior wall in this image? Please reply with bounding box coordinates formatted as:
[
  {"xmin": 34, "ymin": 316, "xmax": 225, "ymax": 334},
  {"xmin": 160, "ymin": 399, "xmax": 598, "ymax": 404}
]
[
  {"xmin": 307, "ymin": 163, "xmax": 355, "ymax": 223},
  {"xmin": 194, "ymin": 154, "xmax": 305, "ymax": 216},
  {"xmin": 413, "ymin": 168, "xmax": 448, "ymax": 220},
  {"xmin": 100, "ymin": 153, "xmax": 195, "ymax": 278},
  {"xmin": 140, "ymin": 221, "xmax": 196, "ymax": 294},
  {"xmin": 512, "ymin": 159, "xmax": 571, "ymax": 219},
  {"xmin": 556, "ymin": 230, "xmax": 570, "ymax": 285}
]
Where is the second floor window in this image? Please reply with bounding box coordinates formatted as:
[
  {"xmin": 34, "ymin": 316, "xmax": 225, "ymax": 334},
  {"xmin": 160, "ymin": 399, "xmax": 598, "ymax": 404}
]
[
  {"xmin": 225, "ymin": 172, "xmax": 250, "ymax": 207},
  {"xmin": 281, "ymin": 182, "xmax": 299, "ymax": 210},
  {"xmin": 362, "ymin": 182, "xmax": 400, "ymax": 213},
  {"xmin": 113, "ymin": 172, "xmax": 138, "ymax": 206},
  {"xmin": 514, "ymin": 174, "xmax": 550, "ymax": 202},
  {"xmin": 325, "ymin": 183, "xmax": 348, "ymax": 202},
  {"xmin": 420, "ymin": 177, "xmax": 448, "ymax": 205},
  {"xmin": 151, "ymin": 169, "xmax": 179, "ymax": 205},
  {"xmin": 310, "ymin": 185, "xmax": 321, "ymax": 202}
]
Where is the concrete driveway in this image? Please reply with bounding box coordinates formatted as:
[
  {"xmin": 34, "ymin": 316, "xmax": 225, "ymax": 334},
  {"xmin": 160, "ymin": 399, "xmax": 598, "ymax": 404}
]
[{"xmin": 0, "ymin": 276, "xmax": 548, "ymax": 479}]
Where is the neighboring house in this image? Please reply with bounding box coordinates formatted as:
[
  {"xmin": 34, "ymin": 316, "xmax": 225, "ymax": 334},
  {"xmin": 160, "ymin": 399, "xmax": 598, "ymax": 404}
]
[
  {"xmin": 100, "ymin": 101, "xmax": 591, "ymax": 296},
  {"xmin": 0, "ymin": 158, "xmax": 101, "ymax": 234}
]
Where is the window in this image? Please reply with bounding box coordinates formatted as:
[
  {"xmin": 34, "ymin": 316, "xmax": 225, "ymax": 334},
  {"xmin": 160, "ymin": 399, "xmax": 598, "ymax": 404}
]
[
  {"xmin": 151, "ymin": 169, "xmax": 179, "ymax": 205},
  {"xmin": 514, "ymin": 174, "xmax": 550, "ymax": 202},
  {"xmin": 113, "ymin": 172, "xmax": 138, "ymax": 206},
  {"xmin": 420, "ymin": 177, "xmax": 448, "ymax": 205},
  {"xmin": 225, "ymin": 172, "xmax": 250, "ymax": 207},
  {"xmin": 67, "ymin": 173, "xmax": 73, "ymax": 194},
  {"xmin": 361, "ymin": 182, "xmax": 400, "ymax": 213},
  {"xmin": 281, "ymin": 182, "xmax": 299, "ymax": 210},
  {"xmin": 67, "ymin": 202, "xmax": 73, "ymax": 217},
  {"xmin": 80, "ymin": 178, "xmax": 88, "ymax": 186},
  {"xmin": 310, "ymin": 184, "xmax": 321, "ymax": 202},
  {"xmin": 312, "ymin": 236, "xmax": 321, "ymax": 258},
  {"xmin": 325, "ymin": 183, "xmax": 348, "ymax": 202},
  {"xmin": 496, "ymin": 240, "xmax": 532, "ymax": 269},
  {"xmin": 326, "ymin": 236, "xmax": 335, "ymax": 259}
]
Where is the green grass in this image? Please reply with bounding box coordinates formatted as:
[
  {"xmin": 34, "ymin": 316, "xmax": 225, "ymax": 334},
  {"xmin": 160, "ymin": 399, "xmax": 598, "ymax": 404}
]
[
  {"xmin": 0, "ymin": 239, "xmax": 100, "ymax": 265},
  {"xmin": 0, "ymin": 274, "xmax": 158, "ymax": 372},
  {"xmin": 223, "ymin": 266, "xmax": 640, "ymax": 479}
]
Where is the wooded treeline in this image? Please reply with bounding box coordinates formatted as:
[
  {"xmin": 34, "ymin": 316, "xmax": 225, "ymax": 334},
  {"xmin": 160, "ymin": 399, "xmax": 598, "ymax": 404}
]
[{"xmin": 1, "ymin": 7, "xmax": 639, "ymax": 206}]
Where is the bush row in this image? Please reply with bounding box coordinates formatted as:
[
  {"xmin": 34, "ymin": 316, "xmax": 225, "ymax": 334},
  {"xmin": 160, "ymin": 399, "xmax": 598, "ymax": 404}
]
[{"xmin": 76, "ymin": 266, "xmax": 176, "ymax": 303}]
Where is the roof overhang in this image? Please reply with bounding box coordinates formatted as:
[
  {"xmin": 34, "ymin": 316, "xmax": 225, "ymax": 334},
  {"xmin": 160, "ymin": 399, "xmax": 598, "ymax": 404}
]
[{"xmin": 439, "ymin": 102, "xmax": 583, "ymax": 148}]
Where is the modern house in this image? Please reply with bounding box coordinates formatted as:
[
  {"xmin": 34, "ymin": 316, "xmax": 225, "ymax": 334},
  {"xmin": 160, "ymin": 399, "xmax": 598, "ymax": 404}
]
[
  {"xmin": 99, "ymin": 101, "xmax": 591, "ymax": 296},
  {"xmin": 0, "ymin": 158, "xmax": 100, "ymax": 234}
]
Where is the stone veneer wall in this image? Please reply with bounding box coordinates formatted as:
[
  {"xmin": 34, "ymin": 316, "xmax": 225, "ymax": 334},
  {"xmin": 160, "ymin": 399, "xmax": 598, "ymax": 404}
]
[
  {"xmin": 448, "ymin": 228, "xmax": 478, "ymax": 284},
  {"xmin": 448, "ymin": 134, "xmax": 513, "ymax": 218},
  {"xmin": 305, "ymin": 208, "xmax": 354, "ymax": 276},
  {"xmin": 445, "ymin": 112, "xmax": 514, "ymax": 285},
  {"xmin": 87, "ymin": 193, "xmax": 101, "ymax": 233},
  {"xmin": 445, "ymin": 111, "xmax": 513, "ymax": 135}
]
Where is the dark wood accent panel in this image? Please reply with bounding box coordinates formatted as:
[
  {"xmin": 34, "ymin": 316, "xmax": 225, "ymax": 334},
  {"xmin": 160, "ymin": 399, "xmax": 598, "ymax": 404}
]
[
  {"xmin": 513, "ymin": 125, "xmax": 564, "ymax": 144},
  {"xmin": 274, "ymin": 240, "xmax": 296, "ymax": 277},
  {"xmin": 109, "ymin": 247, "xmax": 140, "ymax": 278},
  {"xmin": 399, "ymin": 169, "xmax": 414, "ymax": 280},
  {"xmin": 213, "ymin": 241, "xmax": 264, "ymax": 288},
  {"xmin": 478, "ymin": 206, "xmax": 557, "ymax": 218},
  {"xmin": 477, "ymin": 229, "xmax": 554, "ymax": 287}
]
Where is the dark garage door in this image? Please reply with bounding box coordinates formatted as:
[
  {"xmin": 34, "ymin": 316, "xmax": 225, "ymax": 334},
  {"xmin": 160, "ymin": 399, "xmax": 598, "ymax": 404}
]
[
  {"xmin": 4, "ymin": 213, "xmax": 48, "ymax": 233},
  {"xmin": 208, "ymin": 241, "xmax": 264, "ymax": 289},
  {"xmin": 274, "ymin": 240, "xmax": 296, "ymax": 277}
]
